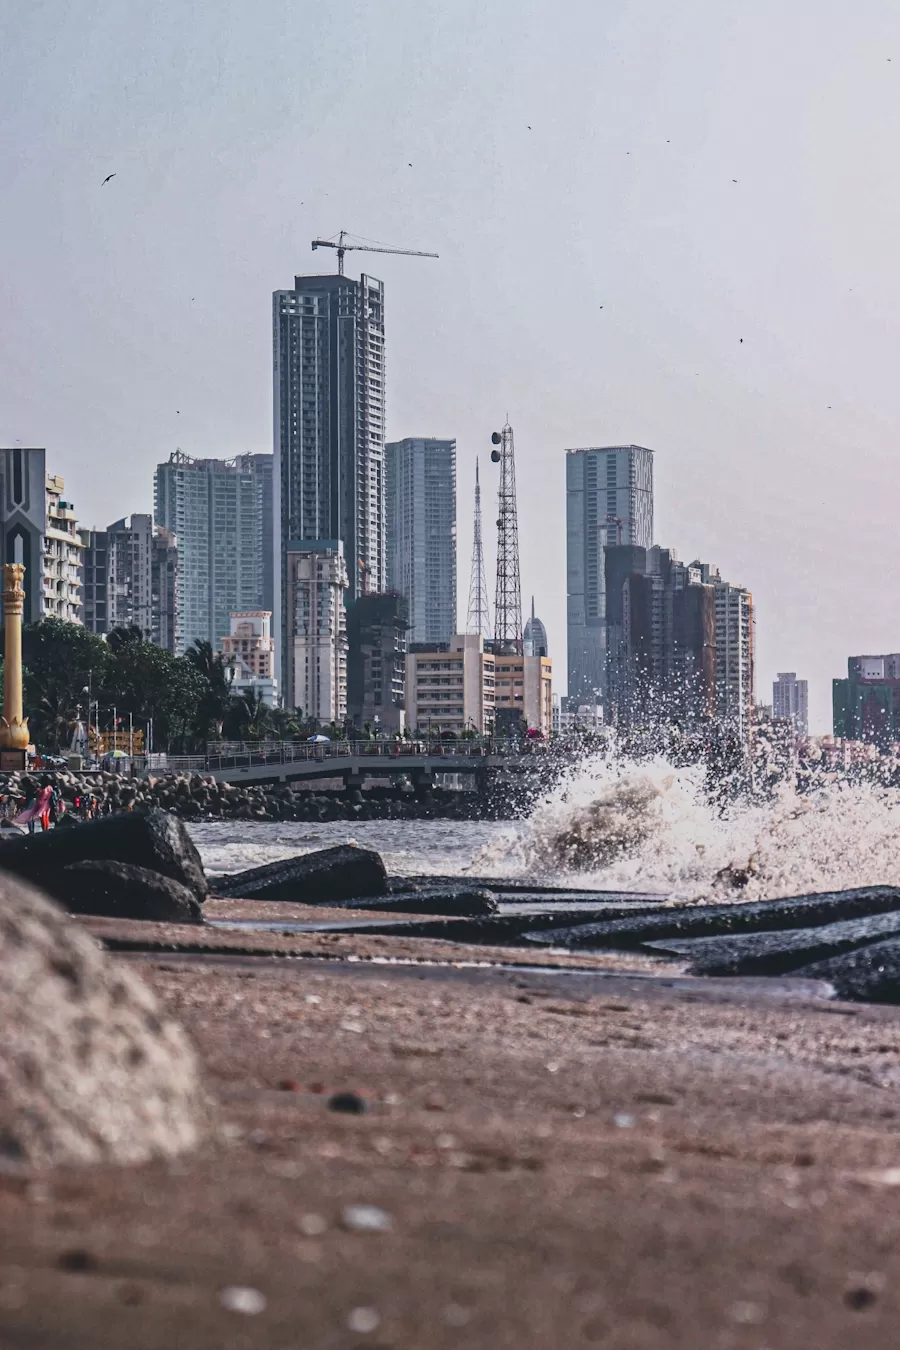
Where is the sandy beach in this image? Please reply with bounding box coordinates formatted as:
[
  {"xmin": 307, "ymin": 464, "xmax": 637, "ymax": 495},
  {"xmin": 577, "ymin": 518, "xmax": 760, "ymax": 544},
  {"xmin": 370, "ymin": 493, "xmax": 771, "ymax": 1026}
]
[{"xmin": 5, "ymin": 910, "xmax": 900, "ymax": 1349}]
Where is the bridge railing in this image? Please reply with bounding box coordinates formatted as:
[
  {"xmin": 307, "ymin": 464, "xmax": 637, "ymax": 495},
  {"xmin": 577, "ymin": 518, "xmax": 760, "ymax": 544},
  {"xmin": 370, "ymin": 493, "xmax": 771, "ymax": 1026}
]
[{"xmin": 147, "ymin": 739, "xmax": 529, "ymax": 777}]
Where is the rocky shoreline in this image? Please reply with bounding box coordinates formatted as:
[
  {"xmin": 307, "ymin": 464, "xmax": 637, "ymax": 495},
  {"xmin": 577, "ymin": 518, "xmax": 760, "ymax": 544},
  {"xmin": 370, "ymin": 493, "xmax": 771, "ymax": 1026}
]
[{"xmin": 0, "ymin": 768, "xmax": 497, "ymax": 822}]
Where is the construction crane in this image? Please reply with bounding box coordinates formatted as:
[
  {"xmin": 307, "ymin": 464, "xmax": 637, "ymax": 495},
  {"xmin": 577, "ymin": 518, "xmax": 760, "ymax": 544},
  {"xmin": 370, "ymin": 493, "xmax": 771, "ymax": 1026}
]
[{"xmin": 311, "ymin": 229, "xmax": 439, "ymax": 276}]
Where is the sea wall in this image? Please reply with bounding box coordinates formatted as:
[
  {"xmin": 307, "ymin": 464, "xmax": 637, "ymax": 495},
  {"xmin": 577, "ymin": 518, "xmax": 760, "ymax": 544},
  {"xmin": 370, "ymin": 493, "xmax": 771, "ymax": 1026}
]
[{"xmin": 0, "ymin": 770, "xmax": 506, "ymax": 823}]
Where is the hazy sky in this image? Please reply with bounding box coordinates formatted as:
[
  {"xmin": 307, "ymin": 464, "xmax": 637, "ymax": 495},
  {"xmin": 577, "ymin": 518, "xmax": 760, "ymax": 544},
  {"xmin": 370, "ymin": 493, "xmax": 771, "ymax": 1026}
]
[{"xmin": 3, "ymin": 1, "xmax": 900, "ymax": 729}]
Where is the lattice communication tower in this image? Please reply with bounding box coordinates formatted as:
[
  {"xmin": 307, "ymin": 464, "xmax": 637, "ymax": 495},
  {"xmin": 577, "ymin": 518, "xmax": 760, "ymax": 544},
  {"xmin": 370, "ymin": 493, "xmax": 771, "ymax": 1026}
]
[
  {"xmin": 491, "ymin": 421, "xmax": 523, "ymax": 654},
  {"xmin": 466, "ymin": 459, "xmax": 491, "ymax": 637}
]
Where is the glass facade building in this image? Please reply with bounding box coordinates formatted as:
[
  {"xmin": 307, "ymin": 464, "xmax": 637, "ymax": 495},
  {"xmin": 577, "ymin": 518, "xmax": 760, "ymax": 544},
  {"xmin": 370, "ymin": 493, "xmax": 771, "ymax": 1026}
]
[
  {"xmin": 566, "ymin": 445, "xmax": 654, "ymax": 704},
  {"xmin": 154, "ymin": 450, "xmax": 273, "ymax": 653},
  {"xmin": 273, "ymin": 273, "xmax": 386, "ymax": 692},
  {"xmin": 385, "ymin": 437, "xmax": 456, "ymax": 645}
]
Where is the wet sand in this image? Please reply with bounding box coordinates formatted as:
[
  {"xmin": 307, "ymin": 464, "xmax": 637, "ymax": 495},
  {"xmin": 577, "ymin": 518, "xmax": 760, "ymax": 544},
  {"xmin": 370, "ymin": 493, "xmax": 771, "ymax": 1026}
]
[{"xmin": 6, "ymin": 913, "xmax": 900, "ymax": 1348}]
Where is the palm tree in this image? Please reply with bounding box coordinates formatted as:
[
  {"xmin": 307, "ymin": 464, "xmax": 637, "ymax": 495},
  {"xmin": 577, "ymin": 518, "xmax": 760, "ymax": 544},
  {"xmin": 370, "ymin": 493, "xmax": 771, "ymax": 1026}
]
[
  {"xmin": 229, "ymin": 688, "xmax": 273, "ymax": 742},
  {"xmin": 185, "ymin": 640, "xmax": 234, "ymax": 744}
]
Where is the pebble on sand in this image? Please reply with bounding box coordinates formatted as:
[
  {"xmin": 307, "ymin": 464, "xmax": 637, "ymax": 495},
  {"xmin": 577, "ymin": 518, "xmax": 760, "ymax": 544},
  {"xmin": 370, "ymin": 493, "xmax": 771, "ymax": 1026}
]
[
  {"xmin": 347, "ymin": 1306, "xmax": 381, "ymax": 1333},
  {"xmin": 342, "ymin": 1203, "xmax": 393, "ymax": 1232},
  {"xmin": 328, "ymin": 1091, "xmax": 368, "ymax": 1115},
  {"xmin": 298, "ymin": 1213, "xmax": 328, "ymax": 1236},
  {"xmin": 219, "ymin": 1286, "xmax": 267, "ymax": 1315}
]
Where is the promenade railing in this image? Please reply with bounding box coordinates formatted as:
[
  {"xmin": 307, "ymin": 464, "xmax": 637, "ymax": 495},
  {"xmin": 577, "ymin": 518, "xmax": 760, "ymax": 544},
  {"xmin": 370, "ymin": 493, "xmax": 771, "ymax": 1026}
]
[{"xmin": 138, "ymin": 739, "xmax": 532, "ymax": 777}]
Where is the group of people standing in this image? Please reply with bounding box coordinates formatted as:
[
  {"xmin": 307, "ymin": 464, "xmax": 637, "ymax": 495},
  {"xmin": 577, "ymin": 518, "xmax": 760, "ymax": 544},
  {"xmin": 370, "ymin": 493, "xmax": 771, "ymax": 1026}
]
[{"xmin": 1, "ymin": 779, "xmax": 104, "ymax": 834}]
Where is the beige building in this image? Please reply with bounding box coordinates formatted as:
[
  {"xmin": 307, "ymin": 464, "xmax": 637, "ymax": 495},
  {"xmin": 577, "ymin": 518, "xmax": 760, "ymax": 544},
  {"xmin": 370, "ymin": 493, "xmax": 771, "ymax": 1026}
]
[
  {"xmin": 285, "ymin": 542, "xmax": 347, "ymax": 722},
  {"xmin": 222, "ymin": 611, "xmax": 278, "ymax": 707},
  {"xmin": 44, "ymin": 474, "xmax": 83, "ymax": 623},
  {"xmin": 406, "ymin": 634, "xmax": 495, "ymax": 735},
  {"xmin": 494, "ymin": 652, "xmax": 553, "ymax": 736}
]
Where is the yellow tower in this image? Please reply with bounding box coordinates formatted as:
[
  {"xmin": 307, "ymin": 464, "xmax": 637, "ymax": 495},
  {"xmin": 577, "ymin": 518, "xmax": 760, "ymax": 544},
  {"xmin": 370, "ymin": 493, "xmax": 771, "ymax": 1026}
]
[{"xmin": 0, "ymin": 563, "xmax": 30, "ymax": 768}]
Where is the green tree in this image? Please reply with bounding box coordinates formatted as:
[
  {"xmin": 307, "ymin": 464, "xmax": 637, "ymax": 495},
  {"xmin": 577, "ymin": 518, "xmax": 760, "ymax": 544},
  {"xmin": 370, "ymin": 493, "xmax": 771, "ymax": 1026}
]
[
  {"xmin": 185, "ymin": 640, "xmax": 233, "ymax": 744},
  {"xmin": 224, "ymin": 688, "xmax": 274, "ymax": 742},
  {"xmin": 103, "ymin": 638, "xmax": 209, "ymax": 753},
  {"xmin": 23, "ymin": 620, "xmax": 110, "ymax": 751}
]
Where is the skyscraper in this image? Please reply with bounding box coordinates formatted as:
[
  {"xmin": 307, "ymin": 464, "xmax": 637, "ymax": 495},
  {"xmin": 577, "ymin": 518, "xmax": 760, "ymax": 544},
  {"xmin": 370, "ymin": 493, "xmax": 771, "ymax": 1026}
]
[
  {"xmin": 284, "ymin": 541, "xmax": 348, "ymax": 721},
  {"xmin": 273, "ymin": 273, "xmax": 386, "ymax": 689},
  {"xmin": 566, "ymin": 445, "xmax": 654, "ymax": 705},
  {"xmin": 346, "ymin": 592, "xmax": 409, "ymax": 733},
  {"xmin": 773, "ymin": 672, "xmax": 809, "ymax": 737},
  {"xmin": 385, "ymin": 437, "xmax": 456, "ymax": 645},
  {"xmin": 154, "ymin": 450, "xmax": 273, "ymax": 653},
  {"xmin": 43, "ymin": 474, "xmax": 84, "ymax": 623},
  {"xmin": 605, "ymin": 546, "xmax": 717, "ymax": 727},
  {"xmin": 0, "ymin": 449, "xmax": 46, "ymax": 624},
  {"xmin": 715, "ymin": 582, "xmax": 755, "ymax": 738}
]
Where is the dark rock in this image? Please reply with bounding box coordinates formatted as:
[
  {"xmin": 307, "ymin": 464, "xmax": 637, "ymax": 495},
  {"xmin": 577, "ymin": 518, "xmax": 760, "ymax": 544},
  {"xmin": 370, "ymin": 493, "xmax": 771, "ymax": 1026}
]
[
  {"xmin": 57, "ymin": 1249, "xmax": 99, "ymax": 1273},
  {"xmin": 57, "ymin": 861, "xmax": 203, "ymax": 924},
  {"xmin": 793, "ymin": 938, "xmax": 900, "ymax": 1003},
  {"xmin": 331, "ymin": 888, "xmax": 500, "ymax": 917},
  {"xmin": 327, "ymin": 1091, "xmax": 367, "ymax": 1115},
  {"xmin": 0, "ymin": 808, "xmax": 207, "ymax": 901},
  {"xmin": 646, "ymin": 909, "xmax": 900, "ymax": 976},
  {"xmin": 525, "ymin": 886, "xmax": 900, "ymax": 950},
  {"xmin": 845, "ymin": 1288, "xmax": 879, "ymax": 1311},
  {"xmin": 212, "ymin": 844, "xmax": 387, "ymax": 903}
]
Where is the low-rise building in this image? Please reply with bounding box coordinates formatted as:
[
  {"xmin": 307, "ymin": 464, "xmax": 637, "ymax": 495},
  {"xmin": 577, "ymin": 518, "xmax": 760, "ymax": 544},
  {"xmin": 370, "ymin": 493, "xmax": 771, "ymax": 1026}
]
[
  {"xmin": 493, "ymin": 651, "xmax": 553, "ymax": 736},
  {"xmin": 222, "ymin": 611, "xmax": 278, "ymax": 706},
  {"xmin": 285, "ymin": 541, "xmax": 347, "ymax": 722},
  {"xmin": 406, "ymin": 634, "xmax": 495, "ymax": 735},
  {"xmin": 834, "ymin": 654, "xmax": 900, "ymax": 748},
  {"xmin": 346, "ymin": 593, "xmax": 408, "ymax": 733},
  {"xmin": 553, "ymin": 696, "xmax": 604, "ymax": 734}
]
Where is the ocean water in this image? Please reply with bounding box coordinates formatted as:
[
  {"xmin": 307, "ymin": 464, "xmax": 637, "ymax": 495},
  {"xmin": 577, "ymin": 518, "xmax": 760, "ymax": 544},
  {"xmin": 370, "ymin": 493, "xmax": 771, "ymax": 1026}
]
[{"xmin": 189, "ymin": 752, "xmax": 900, "ymax": 903}]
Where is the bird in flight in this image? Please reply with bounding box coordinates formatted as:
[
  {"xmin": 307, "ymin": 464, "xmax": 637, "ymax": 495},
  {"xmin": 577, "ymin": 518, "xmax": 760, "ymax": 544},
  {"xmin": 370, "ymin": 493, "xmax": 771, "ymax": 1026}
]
[
  {"xmin": 527, "ymin": 125, "xmax": 532, "ymax": 130},
  {"xmin": 732, "ymin": 179, "xmax": 738, "ymax": 183},
  {"xmin": 101, "ymin": 173, "xmax": 116, "ymax": 185},
  {"xmin": 740, "ymin": 338, "xmax": 743, "ymax": 344}
]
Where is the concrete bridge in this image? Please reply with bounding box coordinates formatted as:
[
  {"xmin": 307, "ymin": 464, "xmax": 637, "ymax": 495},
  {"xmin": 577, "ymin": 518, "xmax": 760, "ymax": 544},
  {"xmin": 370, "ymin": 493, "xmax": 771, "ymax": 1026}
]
[{"xmin": 147, "ymin": 740, "xmax": 543, "ymax": 790}]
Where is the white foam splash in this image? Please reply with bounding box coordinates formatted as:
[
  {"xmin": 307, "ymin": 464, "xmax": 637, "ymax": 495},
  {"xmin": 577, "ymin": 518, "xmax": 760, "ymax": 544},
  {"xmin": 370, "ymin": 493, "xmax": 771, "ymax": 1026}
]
[{"xmin": 470, "ymin": 753, "xmax": 900, "ymax": 901}]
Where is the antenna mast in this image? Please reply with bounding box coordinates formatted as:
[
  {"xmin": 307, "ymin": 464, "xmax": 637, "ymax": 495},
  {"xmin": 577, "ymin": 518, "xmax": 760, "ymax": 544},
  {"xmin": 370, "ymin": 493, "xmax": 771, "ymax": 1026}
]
[
  {"xmin": 466, "ymin": 459, "xmax": 491, "ymax": 637},
  {"xmin": 491, "ymin": 420, "xmax": 523, "ymax": 654}
]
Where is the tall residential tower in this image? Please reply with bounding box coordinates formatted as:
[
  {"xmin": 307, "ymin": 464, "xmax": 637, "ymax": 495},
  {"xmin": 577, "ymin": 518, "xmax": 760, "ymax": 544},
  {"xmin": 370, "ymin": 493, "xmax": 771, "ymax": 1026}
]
[
  {"xmin": 273, "ymin": 273, "xmax": 386, "ymax": 690},
  {"xmin": 385, "ymin": 437, "xmax": 456, "ymax": 645},
  {"xmin": 154, "ymin": 450, "xmax": 273, "ymax": 653},
  {"xmin": 566, "ymin": 445, "xmax": 654, "ymax": 704}
]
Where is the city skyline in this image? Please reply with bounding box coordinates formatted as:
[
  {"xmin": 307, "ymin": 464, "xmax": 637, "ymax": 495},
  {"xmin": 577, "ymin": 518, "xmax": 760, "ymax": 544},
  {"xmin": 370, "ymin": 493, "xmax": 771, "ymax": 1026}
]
[{"xmin": 6, "ymin": 3, "xmax": 900, "ymax": 729}]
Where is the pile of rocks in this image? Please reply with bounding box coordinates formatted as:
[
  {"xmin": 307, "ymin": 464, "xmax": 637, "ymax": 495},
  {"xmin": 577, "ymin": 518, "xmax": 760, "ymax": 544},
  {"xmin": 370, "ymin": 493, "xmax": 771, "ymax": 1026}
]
[
  {"xmin": 523, "ymin": 883, "xmax": 900, "ymax": 1003},
  {"xmin": 0, "ymin": 769, "xmax": 486, "ymax": 822},
  {"xmin": 0, "ymin": 807, "xmax": 208, "ymax": 924}
]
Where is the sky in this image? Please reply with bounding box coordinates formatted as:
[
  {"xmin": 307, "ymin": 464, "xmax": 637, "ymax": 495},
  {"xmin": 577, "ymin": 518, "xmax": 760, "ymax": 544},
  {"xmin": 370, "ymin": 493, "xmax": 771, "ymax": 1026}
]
[{"xmin": 3, "ymin": 0, "xmax": 900, "ymax": 731}]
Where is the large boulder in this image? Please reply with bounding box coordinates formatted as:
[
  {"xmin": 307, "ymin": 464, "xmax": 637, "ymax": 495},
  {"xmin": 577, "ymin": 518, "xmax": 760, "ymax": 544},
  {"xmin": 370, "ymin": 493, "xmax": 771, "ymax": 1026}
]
[
  {"xmin": 646, "ymin": 908, "xmax": 900, "ymax": 977},
  {"xmin": 331, "ymin": 887, "xmax": 500, "ymax": 917},
  {"xmin": 0, "ymin": 808, "xmax": 207, "ymax": 901},
  {"xmin": 0, "ymin": 872, "xmax": 206, "ymax": 1167},
  {"xmin": 525, "ymin": 885, "xmax": 900, "ymax": 950},
  {"xmin": 58, "ymin": 861, "xmax": 203, "ymax": 924},
  {"xmin": 795, "ymin": 938, "xmax": 900, "ymax": 1003},
  {"xmin": 213, "ymin": 843, "xmax": 387, "ymax": 903}
]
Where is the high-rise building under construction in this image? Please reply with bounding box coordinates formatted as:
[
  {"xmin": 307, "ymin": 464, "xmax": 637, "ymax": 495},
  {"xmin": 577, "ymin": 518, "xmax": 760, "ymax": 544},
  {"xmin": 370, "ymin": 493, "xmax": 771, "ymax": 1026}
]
[{"xmin": 273, "ymin": 272, "xmax": 386, "ymax": 690}]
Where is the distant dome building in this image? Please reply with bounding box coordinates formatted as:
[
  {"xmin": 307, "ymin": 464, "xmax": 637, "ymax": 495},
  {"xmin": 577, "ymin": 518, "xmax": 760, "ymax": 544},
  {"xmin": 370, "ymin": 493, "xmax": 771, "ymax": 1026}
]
[{"xmin": 524, "ymin": 597, "xmax": 549, "ymax": 658}]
